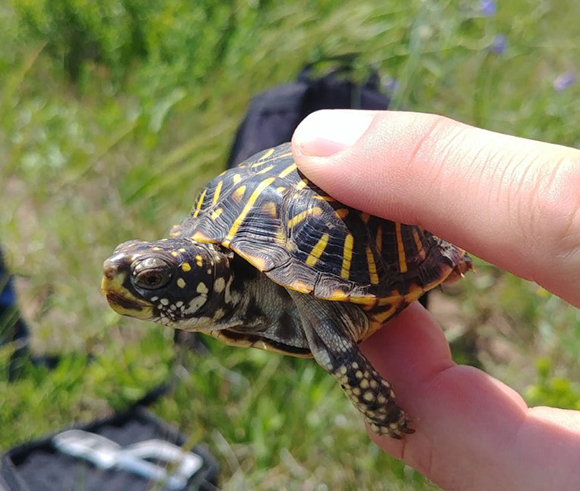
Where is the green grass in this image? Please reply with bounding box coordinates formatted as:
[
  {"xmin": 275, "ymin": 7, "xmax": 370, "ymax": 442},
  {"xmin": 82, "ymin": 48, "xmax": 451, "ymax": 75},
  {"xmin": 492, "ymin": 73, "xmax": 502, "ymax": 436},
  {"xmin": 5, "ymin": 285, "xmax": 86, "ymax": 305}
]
[{"xmin": 1, "ymin": 1, "xmax": 580, "ymax": 489}]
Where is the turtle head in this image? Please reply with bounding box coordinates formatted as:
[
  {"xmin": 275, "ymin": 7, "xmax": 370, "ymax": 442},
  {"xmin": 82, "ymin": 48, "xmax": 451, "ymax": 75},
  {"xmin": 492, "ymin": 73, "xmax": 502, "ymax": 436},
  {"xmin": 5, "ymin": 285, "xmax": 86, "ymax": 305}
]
[{"xmin": 102, "ymin": 238, "xmax": 235, "ymax": 328}]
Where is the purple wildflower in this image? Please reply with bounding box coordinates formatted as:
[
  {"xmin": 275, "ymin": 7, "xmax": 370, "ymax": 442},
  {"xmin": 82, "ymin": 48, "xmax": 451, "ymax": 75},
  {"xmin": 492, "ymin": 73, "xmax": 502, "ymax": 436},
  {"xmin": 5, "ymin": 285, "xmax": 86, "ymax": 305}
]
[
  {"xmin": 480, "ymin": 0, "xmax": 497, "ymax": 16},
  {"xmin": 383, "ymin": 77, "xmax": 399, "ymax": 94},
  {"xmin": 489, "ymin": 34, "xmax": 507, "ymax": 54},
  {"xmin": 553, "ymin": 71, "xmax": 577, "ymax": 91}
]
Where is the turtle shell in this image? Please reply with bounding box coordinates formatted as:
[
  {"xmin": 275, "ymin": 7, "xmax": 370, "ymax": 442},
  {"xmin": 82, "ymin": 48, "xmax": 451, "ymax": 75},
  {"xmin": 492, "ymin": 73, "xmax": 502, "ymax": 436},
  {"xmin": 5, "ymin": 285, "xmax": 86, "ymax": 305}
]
[{"xmin": 172, "ymin": 143, "xmax": 466, "ymax": 305}]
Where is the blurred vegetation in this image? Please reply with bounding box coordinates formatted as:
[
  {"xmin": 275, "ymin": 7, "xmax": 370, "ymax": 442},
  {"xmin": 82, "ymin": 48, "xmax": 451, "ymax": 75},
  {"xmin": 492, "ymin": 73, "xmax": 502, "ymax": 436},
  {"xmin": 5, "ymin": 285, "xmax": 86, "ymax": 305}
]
[{"xmin": 1, "ymin": 0, "xmax": 580, "ymax": 489}]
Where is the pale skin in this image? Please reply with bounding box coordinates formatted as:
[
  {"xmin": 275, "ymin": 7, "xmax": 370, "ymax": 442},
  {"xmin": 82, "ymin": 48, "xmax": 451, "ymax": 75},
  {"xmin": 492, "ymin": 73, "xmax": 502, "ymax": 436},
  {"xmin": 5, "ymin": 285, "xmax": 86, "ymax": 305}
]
[{"xmin": 292, "ymin": 110, "xmax": 580, "ymax": 491}]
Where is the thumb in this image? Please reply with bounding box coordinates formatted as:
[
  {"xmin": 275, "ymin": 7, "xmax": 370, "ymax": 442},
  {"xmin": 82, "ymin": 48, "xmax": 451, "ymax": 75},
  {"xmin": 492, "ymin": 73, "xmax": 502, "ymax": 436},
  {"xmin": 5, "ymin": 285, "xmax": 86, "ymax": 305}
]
[{"xmin": 292, "ymin": 110, "xmax": 580, "ymax": 307}]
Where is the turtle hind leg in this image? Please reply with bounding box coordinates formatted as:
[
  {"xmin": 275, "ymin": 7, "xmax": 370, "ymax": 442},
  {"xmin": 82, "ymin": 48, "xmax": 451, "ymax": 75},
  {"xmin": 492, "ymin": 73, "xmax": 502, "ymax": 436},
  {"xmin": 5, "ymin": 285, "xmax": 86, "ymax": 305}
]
[
  {"xmin": 333, "ymin": 351, "xmax": 414, "ymax": 438},
  {"xmin": 288, "ymin": 290, "xmax": 414, "ymax": 439}
]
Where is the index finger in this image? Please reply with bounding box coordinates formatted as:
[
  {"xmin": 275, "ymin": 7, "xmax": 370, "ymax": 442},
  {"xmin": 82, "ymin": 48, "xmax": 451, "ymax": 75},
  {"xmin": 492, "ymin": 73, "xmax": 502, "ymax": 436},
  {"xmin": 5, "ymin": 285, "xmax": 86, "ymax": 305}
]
[{"xmin": 292, "ymin": 110, "xmax": 580, "ymax": 307}]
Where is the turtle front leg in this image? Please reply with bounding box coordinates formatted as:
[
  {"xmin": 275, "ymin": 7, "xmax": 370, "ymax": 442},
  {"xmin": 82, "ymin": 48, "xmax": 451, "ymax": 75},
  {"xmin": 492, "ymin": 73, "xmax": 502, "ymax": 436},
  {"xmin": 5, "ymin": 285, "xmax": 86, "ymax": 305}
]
[{"xmin": 288, "ymin": 291, "xmax": 414, "ymax": 439}]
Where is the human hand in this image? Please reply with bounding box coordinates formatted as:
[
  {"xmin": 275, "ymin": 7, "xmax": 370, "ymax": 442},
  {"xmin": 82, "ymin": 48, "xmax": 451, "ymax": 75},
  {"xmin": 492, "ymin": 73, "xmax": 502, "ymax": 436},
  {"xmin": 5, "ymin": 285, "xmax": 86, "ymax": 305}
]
[{"xmin": 292, "ymin": 110, "xmax": 580, "ymax": 491}]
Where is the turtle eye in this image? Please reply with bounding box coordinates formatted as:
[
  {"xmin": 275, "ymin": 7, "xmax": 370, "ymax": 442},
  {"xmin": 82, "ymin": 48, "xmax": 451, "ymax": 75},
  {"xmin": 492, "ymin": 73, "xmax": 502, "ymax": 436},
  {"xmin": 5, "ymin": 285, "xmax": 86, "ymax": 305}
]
[
  {"xmin": 135, "ymin": 270, "xmax": 171, "ymax": 289},
  {"xmin": 133, "ymin": 257, "xmax": 172, "ymax": 290}
]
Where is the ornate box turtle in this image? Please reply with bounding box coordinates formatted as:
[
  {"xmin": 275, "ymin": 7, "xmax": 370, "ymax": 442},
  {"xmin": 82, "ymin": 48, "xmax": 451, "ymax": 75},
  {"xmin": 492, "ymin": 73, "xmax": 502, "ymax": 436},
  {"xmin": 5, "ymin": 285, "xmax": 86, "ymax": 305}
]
[{"xmin": 102, "ymin": 143, "xmax": 472, "ymax": 438}]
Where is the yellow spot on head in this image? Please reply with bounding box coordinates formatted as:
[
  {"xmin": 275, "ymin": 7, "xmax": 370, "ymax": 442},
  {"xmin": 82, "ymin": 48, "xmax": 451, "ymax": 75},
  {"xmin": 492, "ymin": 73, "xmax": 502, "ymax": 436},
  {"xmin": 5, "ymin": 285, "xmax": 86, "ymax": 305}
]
[
  {"xmin": 177, "ymin": 278, "xmax": 186, "ymax": 288},
  {"xmin": 195, "ymin": 255, "xmax": 203, "ymax": 267},
  {"xmin": 181, "ymin": 262, "xmax": 191, "ymax": 272},
  {"xmin": 196, "ymin": 282, "xmax": 209, "ymax": 294},
  {"xmin": 178, "ymin": 248, "xmax": 186, "ymax": 253},
  {"xmin": 214, "ymin": 277, "xmax": 226, "ymax": 293},
  {"xmin": 363, "ymin": 391, "xmax": 374, "ymax": 402},
  {"xmin": 233, "ymin": 173, "xmax": 242, "ymax": 184},
  {"xmin": 171, "ymin": 251, "xmax": 179, "ymax": 257}
]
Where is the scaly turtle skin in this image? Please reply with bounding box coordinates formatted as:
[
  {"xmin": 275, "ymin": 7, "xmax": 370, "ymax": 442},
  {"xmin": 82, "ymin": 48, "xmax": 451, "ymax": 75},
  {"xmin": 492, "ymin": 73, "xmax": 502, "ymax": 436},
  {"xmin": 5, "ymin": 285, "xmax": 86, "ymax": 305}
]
[{"xmin": 102, "ymin": 143, "xmax": 472, "ymax": 438}]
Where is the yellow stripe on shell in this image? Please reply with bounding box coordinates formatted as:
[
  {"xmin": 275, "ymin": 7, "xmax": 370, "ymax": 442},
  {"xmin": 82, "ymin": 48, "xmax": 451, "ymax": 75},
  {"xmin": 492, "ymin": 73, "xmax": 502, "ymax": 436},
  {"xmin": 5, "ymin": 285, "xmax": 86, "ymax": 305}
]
[
  {"xmin": 278, "ymin": 163, "xmax": 297, "ymax": 178},
  {"xmin": 287, "ymin": 207, "xmax": 323, "ymax": 228},
  {"xmin": 191, "ymin": 231, "xmax": 218, "ymax": 243},
  {"xmin": 325, "ymin": 289, "xmax": 350, "ymax": 301},
  {"xmin": 375, "ymin": 223, "xmax": 383, "ymax": 254},
  {"xmin": 306, "ymin": 233, "xmax": 329, "ymax": 267},
  {"xmin": 412, "ymin": 227, "xmax": 426, "ymax": 260},
  {"xmin": 395, "ymin": 222, "xmax": 408, "ymax": 273},
  {"xmin": 254, "ymin": 147, "xmax": 275, "ymax": 164},
  {"xmin": 233, "ymin": 248, "xmax": 268, "ymax": 272},
  {"xmin": 256, "ymin": 164, "xmax": 274, "ymax": 175},
  {"xmin": 222, "ymin": 177, "xmax": 276, "ymax": 246},
  {"xmin": 288, "ymin": 279, "xmax": 313, "ymax": 294},
  {"xmin": 296, "ymin": 179, "xmax": 309, "ymax": 190},
  {"xmin": 261, "ymin": 201, "xmax": 278, "ymax": 218},
  {"xmin": 313, "ymin": 195, "xmax": 336, "ymax": 202},
  {"xmin": 193, "ymin": 189, "xmax": 207, "ymax": 218},
  {"xmin": 210, "ymin": 208, "xmax": 223, "ymax": 220},
  {"xmin": 366, "ymin": 245, "xmax": 379, "ymax": 285},
  {"xmin": 341, "ymin": 233, "xmax": 354, "ymax": 280},
  {"xmin": 232, "ymin": 185, "xmax": 246, "ymax": 203},
  {"xmin": 212, "ymin": 181, "xmax": 223, "ymax": 205}
]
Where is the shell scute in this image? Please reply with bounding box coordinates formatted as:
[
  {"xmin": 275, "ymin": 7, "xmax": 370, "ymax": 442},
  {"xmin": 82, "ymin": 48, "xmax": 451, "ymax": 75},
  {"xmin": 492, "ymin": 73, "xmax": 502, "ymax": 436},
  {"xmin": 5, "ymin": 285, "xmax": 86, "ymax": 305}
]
[{"xmin": 177, "ymin": 143, "xmax": 467, "ymax": 303}]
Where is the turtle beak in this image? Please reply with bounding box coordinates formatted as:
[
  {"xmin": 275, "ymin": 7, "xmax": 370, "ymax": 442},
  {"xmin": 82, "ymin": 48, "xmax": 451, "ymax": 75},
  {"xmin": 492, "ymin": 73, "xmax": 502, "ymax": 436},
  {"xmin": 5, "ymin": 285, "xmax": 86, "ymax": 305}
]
[{"xmin": 101, "ymin": 255, "xmax": 154, "ymax": 320}]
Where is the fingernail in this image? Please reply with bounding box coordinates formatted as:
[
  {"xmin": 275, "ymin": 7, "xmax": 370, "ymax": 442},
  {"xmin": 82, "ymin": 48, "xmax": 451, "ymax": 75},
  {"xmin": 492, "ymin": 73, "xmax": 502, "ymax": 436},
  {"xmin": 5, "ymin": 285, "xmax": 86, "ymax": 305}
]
[{"xmin": 294, "ymin": 110, "xmax": 377, "ymax": 157}]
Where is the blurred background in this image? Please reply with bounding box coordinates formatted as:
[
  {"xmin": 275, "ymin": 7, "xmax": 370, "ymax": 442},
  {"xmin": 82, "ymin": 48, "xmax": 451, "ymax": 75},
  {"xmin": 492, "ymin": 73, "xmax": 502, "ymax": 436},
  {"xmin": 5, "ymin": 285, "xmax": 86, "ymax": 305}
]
[{"xmin": 1, "ymin": 0, "xmax": 580, "ymax": 489}]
